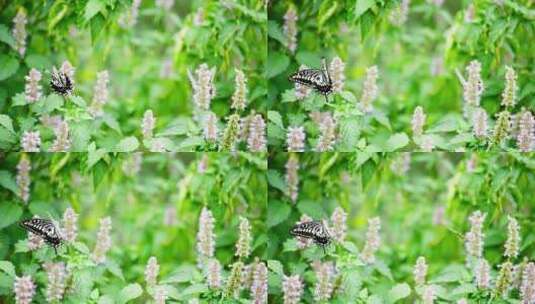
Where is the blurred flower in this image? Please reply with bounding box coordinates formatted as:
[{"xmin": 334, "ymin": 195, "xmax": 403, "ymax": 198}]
[
  {"xmin": 282, "ymin": 274, "xmax": 303, "ymax": 304},
  {"xmin": 422, "ymin": 285, "xmax": 436, "ymax": 304},
  {"xmin": 49, "ymin": 120, "xmax": 71, "ymax": 152},
  {"xmin": 40, "ymin": 114, "xmax": 63, "ymax": 130},
  {"xmin": 92, "ymin": 217, "xmax": 112, "ymax": 264},
  {"xmin": 206, "ymin": 258, "xmax": 222, "ymax": 289},
  {"xmin": 231, "ymin": 69, "xmax": 248, "ymax": 111},
  {"xmin": 44, "ymin": 262, "xmax": 67, "ymax": 302},
  {"xmin": 501, "ymin": 66, "xmax": 517, "ymax": 108},
  {"xmin": 457, "ymin": 299, "xmax": 468, "ymax": 304},
  {"xmin": 313, "ymin": 261, "xmax": 334, "ymax": 302},
  {"xmin": 475, "ymin": 259, "xmax": 491, "ymax": 289},
  {"xmin": 465, "ymin": 4, "xmax": 475, "ymax": 23},
  {"xmin": 517, "ymin": 110, "xmax": 534, "ymax": 152},
  {"xmin": 62, "ymin": 207, "xmax": 78, "ymax": 243},
  {"xmin": 236, "ymin": 217, "xmax": 252, "ymax": 259},
  {"xmin": 414, "ymin": 256, "xmax": 428, "ymax": 286},
  {"xmin": 160, "ymin": 58, "xmax": 174, "ymax": 79},
  {"xmin": 287, "ymin": 126, "xmax": 306, "ymax": 152},
  {"xmin": 472, "ymin": 107, "xmax": 488, "ymax": 139},
  {"xmin": 360, "ymin": 217, "xmax": 381, "ymax": 264},
  {"xmin": 251, "ymin": 262, "xmax": 268, "ymax": 304},
  {"xmin": 360, "ymin": 66, "xmax": 379, "ymax": 113},
  {"xmin": 142, "ymin": 109, "xmax": 156, "ymax": 140},
  {"xmin": 163, "ymin": 205, "xmax": 177, "ymax": 226},
  {"xmin": 295, "ymin": 214, "xmax": 313, "ymax": 249},
  {"xmin": 492, "ymin": 111, "xmax": 511, "ymax": 145},
  {"xmin": 188, "ymin": 64, "xmax": 216, "ymax": 111},
  {"xmin": 247, "ymin": 114, "xmax": 266, "ymax": 152},
  {"xmin": 153, "ymin": 285, "xmax": 166, "ymax": 304},
  {"xmin": 430, "ymin": 57, "xmax": 444, "ymax": 76},
  {"xmin": 20, "ymin": 131, "xmax": 41, "ymax": 152},
  {"xmin": 197, "ymin": 207, "xmax": 215, "ymax": 263},
  {"xmin": 465, "ymin": 210, "xmax": 486, "ymax": 259},
  {"xmin": 427, "ymin": 0, "xmax": 443, "ymax": 6},
  {"xmin": 16, "ymin": 157, "xmax": 31, "ymax": 203},
  {"xmin": 330, "ymin": 207, "xmax": 347, "ymax": 243},
  {"xmin": 14, "ymin": 275, "xmax": 35, "ymax": 304},
  {"xmin": 123, "ymin": 153, "xmax": 142, "ymax": 177},
  {"xmin": 60, "ymin": 60, "xmax": 76, "ymax": 86},
  {"xmin": 329, "ymin": 57, "xmax": 345, "ymax": 93},
  {"xmin": 420, "ymin": 135, "xmax": 434, "ymax": 152},
  {"xmin": 295, "ymin": 65, "xmax": 312, "ymax": 100},
  {"xmin": 225, "ymin": 261, "xmax": 244, "ymax": 299},
  {"xmin": 466, "ymin": 154, "xmax": 477, "ymax": 173},
  {"xmin": 432, "ymin": 205, "xmax": 446, "ymax": 226},
  {"xmin": 521, "ymin": 262, "xmax": 535, "ymax": 304},
  {"xmin": 24, "ymin": 69, "xmax": 42, "ymax": 103},
  {"xmin": 203, "ymin": 112, "xmax": 219, "ymax": 143},
  {"xmin": 156, "ymin": 0, "xmax": 174, "ymax": 9},
  {"xmin": 145, "ymin": 256, "xmax": 160, "ymax": 288},
  {"xmin": 285, "ymin": 154, "xmax": 299, "ymax": 203},
  {"xmin": 89, "ymin": 70, "xmax": 110, "ymax": 117},
  {"xmin": 411, "ymin": 106, "xmax": 426, "ymax": 137},
  {"xmin": 315, "ymin": 112, "xmax": 336, "ymax": 152},
  {"xmin": 505, "ymin": 216, "xmax": 520, "ymax": 259},
  {"xmin": 391, "ymin": 153, "xmax": 411, "ymax": 175},
  {"xmin": 193, "ymin": 8, "xmax": 204, "ymax": 26},
  {"xmin": 495, "ymin": 261, "xmax": 514, "ymax": 297},
  {"xmin": 220, "ymin": 114, "xmax": 241, "ymax": 151},
  {"xmin": 459, "ymin": 60, "xmax": 484, "ymax": 107},
  {"xmin": 12, "ymin": 10, "xmax": 27, "ymax": 57},
  {"xmin": 283, "ymin": 7, "xmax": 298, "ymax": 53},
  {"xmin": 119, "ymin": 0, "xmax": 141, "ymax": 27},
  {"xmin": 389, "ymin": 0, "xmax": 410, "ymax": 26},
  {"xmin": 197, "ymin": 154, "xmax": 209, "ymax": 174}
]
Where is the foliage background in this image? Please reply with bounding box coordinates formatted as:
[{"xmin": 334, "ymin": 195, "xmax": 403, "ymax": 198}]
[
  {"xmin": 267, "ymin": 0, "xmax": 535, "ymax": 151},
  {"xmin": 0, "ymin": 152, "xmax": 267, "ymax": 303},
  {"xmin": 267, "ymin": 152, "xmax": 535, "ymax": 303},
  {"xmin": 0, "ymin": 0, "xmax": 267, "ymax": 152}
]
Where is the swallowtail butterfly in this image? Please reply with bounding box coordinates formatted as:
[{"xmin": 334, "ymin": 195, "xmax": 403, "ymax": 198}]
[
  {"xmin": 290, "ymin": 220, "xmax": 331, "ymax": 253},
  {"xmin": 19, "ymin": 218, "xmax": 62, "ymax": 254},
  {"xmin": 50, "ymin": 67, "xmax": 73, "ymax": 96},
  {"xmin": 289, "ymin": 58, "xmax": 333, "ymax": 103}
]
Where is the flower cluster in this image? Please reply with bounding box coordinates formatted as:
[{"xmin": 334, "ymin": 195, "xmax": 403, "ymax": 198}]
[
  {"xmin": 206, "ymin": 258, "xmax": 222, "ymax": 289},
  {"xmin": 517, "ymin": 110, "xmax": 534, "ymax": 152},
  {"xmin": 49, "ymin": 120, "xmax": 71, "ymax": 152},
  {"xmin": 20, "ymin": 131, "xmax": 41, "ymax": 152},
  {"xmin": 24, "ymin": 69, "xmax": 42, "ymax": 103},
  {"xmin": 465, "ymin": 210, "xmax": 486, "ymax": 259},
  {"xmin": 44, "ymin": 262, "xmax": 68, "ymax": 302},
  {"xmin": 315, "ymin": 113, "xmax": 336, "ymax": 152},
  {"xmin": 329, "ymin": 57, "xmax": 345, "ymax": 93},
  {"xmin": 414, "ymin": 256, "xmax": 428, "ymax": 286},
  {"xmin": 285, "ymin": 155, "xmax": 299, "ymax": 203},
  {"xmin": 330, "ymin": 207, "xmax": 347, "ymax": 243},
  {"xmin": 411, "ymin": 106, "xmax": 426, "ymax": 137},
  {"xmin": 141, "ymin": 110, "xmax": 156, "ymax": 140},
  {"xmin": 89, "ymin": 70, "xmax": 110, "ymax": 117},
  {"xmin": 459, "ymin": 60, "xmax": 484, "ymax": 107},
  {"xmin": 197, "ymin": 207, "xmax": 216, "ymax": 265},
  {"xmin": 12, "ymin": 10, "xmax": 27, "ymax": 57},
  {"xmin": 220, "ymin": 114, "xmax": 241, "ymax": 151},
  {"xmin": 360, "ymin": 66, "xmax": 379, "ymax": 113},
  {"xmin": 14, "ymin": 275, "xmax": 35, "ymax": 304},
  {"xmin": 231, "ymin": 69, "xmax": 248, "ymax": 111},
  {"xmin": 145, "ymin": 256, "xmax": 160, "ymax": 288},
  {"xmin": 92, "ymin": 217, "xmax": 112, "ymax": 264},
  {"xmin": 504, "ymin": 216, "xmax": 520, "ymax": 259},
  {"xmin": 501, "ymin": 66, "xmax": 517, "ymax": 108},
  {"xmin": 294, "ymin": 65, "xmax": 312, "ymax": 100},
  {"xmin": 472, "ymin": 107, "xmax": 489, "ymax": 139},
  {"xmin": 282, "ymin": 275, "xmax": 303, "ymax": 304},
  {"xmin": 224, "ymin": 261, "xmax": 244, "ymax": 299},
  {"xmin": 283, "ymin": 7, "xmax": 298, "ymax": 53},
  {"xmin": 16, "ymin": 157, "xmax": 31, "ymax": 203},
  {"xmin": 62, "ymin": 207, "xmax": 78, "ymax": 243},
  {"xmin": 188, "ymin": 64, "xmax": 216, "ymax": 111},
  {"xmin": 203, "ymin": 112, "xmax": 219, "ymax": 143},
  {"xmin": 251, "ymin": 262, "xmax": 268, "ymax": 304},
  {"xmin": 236, "ymin": 217, "xmax": 252, "ymax": 259},
  {"xmin": 360, "ymin": 217, "xmax": 381, "ymax": 264},
  {"xmin": 389, "ymin": 0, "xmax": 410, "ymax": 26},
  {"xmin": 286, "ymin": 126, "xmax": 306, "ymax": 152},
  {"xmin": 247, "ymin": 114, "xmax": 267, "ymax": 152},
  {"xmin": 313, "ymin": 261, "xmax": 335, "ymax": 302}
]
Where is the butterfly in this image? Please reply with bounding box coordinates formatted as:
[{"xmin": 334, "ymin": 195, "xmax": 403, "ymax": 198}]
[
  {"xmin": 19, "ymin": 218, "xmax": 62, "ymax": 254},
  {"xmin": 288, "ymin": 58, "xmax": 333, "ymax": 103},
  {"xmin": 50, "ymin": 67, "xmax": 73, "ymax": 96},
  {"xmin": 290, "ymin": 220, "xmax": 331, "ymax": 253}
]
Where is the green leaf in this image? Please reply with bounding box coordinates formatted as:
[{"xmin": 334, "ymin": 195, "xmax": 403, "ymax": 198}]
[
  {"xmin": 11, "ymin": 93, "xmax": 26, "ymax": 107},
  {"xmin": 0, "ymin": 261, "xmax": 15, "ymax": 278},
  {"xmin": 25, "ymin": 54, "xmax": 51, "ymax": 70},
  {"xmin": 178, "ymin": 136, "xmax": 203, "ymax": 150},
  {"xmin": 117, "ymin": 283, "xmax": 143, "ymax": 304},
  {"xmin": 268, "ymin": 111, "xmax": 284, "ymax": 129},
  {"xmin": 112, "ymin": 137, "xmax": 139, "ymax": 152},
  {"xmin": 179, "ymin": 283, "xmax": 208, "ymax": 297},
  {"xmin": 355, "ymin": 0, "xmax": 375, "ymax": 19},
  {"xmin": 70, "ymin": 95, "xmax": 87, "ymax": 107},
  {"xmin": 84, "ymin": 0, "xmax": 105, "ymax": 22},
  {"xmin": 295, "ymin": 51, "xmax": 321, "ymax": 68},
  {"xmin": 339, "ymin": 91, "xmax": 357, "ymax": 103},
  {"xmin": 267, "ymin": 201, "xmax": 291, "ymax": 228},
  {"xmin": 31, "ymin": 94, "xmax": 64, "ymax": 114},
  {"xmin": 0, "ymin": 203, "xmax": 22, "ymax": 230},
  {"xmin": 0, "ymin": 54, "xmax": 19, "ymax": 81},
  {"xmin": 267, "ymin": 260, "xmax": 284, "ymax": 276},
  {"xmin": 267, "ymin": 170, "xmax": 286, "ymax": 192},
  {"xmin": 0, "ymin": 115, "xmax": 14, "ymax": 133},
  {"xmin": 0, "ymin": 170, "xmax": 18, "ymax": 194},
  {"xmin": 106, "ymin": 260, "xmax": 125, "ymax": 281},
  {"xmin": 267, "ymin": 21, "xmax": 285, "ymax": 45},
  {"xmin": 383, "ymin": 133, "xmax": 409, "ymax": 152},
  {"xmin": 266, "ymin": 52, "xmax": 289, "ymax": 78},
  {"xmin": 0, "ymin": 25, "xmax": 15, "ymax": 48},
  {"xmin": 389, "ymin": 283, "xmax": 411, "ymax": 302}
]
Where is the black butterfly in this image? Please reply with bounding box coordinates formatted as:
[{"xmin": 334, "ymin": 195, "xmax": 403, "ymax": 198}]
[
  {"xmin": 290, "ymin": 220, "xmax": 331, "ymax": 253},
  {"xmin": 289, "ymin": 58, "xmax": 333, "ymax": 103},
  {"xmin": 19, "ymin": 218, "xmax": 62, "ymax": 254},
  {"xmin": 50, "ymin": 68, "xmax": 73, "ymax": 96}
]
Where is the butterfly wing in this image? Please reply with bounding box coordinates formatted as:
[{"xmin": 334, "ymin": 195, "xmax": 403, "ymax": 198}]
[
  {"xmin": 289, "ymin": 68, "xmax": 332, "ymax": 95},
  {"xmin": 20, "ymin": 218, "xmax": 62, "ymax": 246}
]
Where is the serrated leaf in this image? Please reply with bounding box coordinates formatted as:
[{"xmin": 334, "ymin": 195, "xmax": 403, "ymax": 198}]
[
  {"xmin": 70, "ymin": 95, "xmax": 87, "ymax": 107},
  {"xmin": 266, "ymin": 52, "xmax": 289, "ymax": 78},
  {"xmin": 267, "ymin": 170, "xmax": 286, "ymax": 192},
  {"xmin": 384, "ymin": 133, "xmax": 409, "ymax": 152},
  {"xmin": 0, "ymin": 203, "xmax": 22, "ymax": 230},
  {"xmin": 355, "ymin": 0, "xmax": 374, "ymax": 19},
  {"xmin": 267, "ymin": 260, "xmax": 284, "ymax": 276},
  {"xmin": 113, "ymin": 137, "xmax": 139, "ymax": 152},
  {"xmin": 0, "ymin": 25, "xmax": 15, "ymax": 48},
  {"xmin": 389, "ymin": 283, "xmax": 411, "ymax": 302},
  {"xmin": 117, "ymin": 283, "xmax": 142, "ymax": 304},
  {"xmin": 267, "ymin": 201, "xmax": 291, "ymax": 228},
  {"xmin": 0, "ymin": 54, "xmax": 19, "ymax": 81},
  {"xmin": 0, "ymin": 170, "xmax": 18, "ymax": 194},
  {"xmin": 0, "ymin": 115, "xmax": 14, "ymax": 133},
  {"xmin": 84, "ymin": 0, "xmax": 104, "ymax": 22},
  {"xmin": 0, "ymin": 261, "xmax": 15, "ymax": 278},
  {"xmin": 268, "ymin": 111, "xmax": 284, "ymax": 129},
  {"xmin": 339, "ymin": 91, "xmax": 357, "ymax": 103}
]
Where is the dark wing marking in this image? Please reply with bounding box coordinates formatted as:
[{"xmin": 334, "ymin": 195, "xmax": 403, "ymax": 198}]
[{"xmin": 20, "ymin": 218, "xmax": 62, "ymax": 250}]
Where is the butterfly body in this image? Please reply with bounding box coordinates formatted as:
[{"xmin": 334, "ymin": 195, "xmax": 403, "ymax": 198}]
[
  {"xmin": 288, "ymin": 59, "xmax": 333, "ymax": 102},
  {"xmin": 290, "ymin": 220, "xmax": 331, "ymax": 252},
  {"xmin": 50, "ymin": 69, "xmax": 73, "ymax": 96},
  {"xmin": 19, "ymin": 218, "xmax": 62, "ymax": 254}
]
